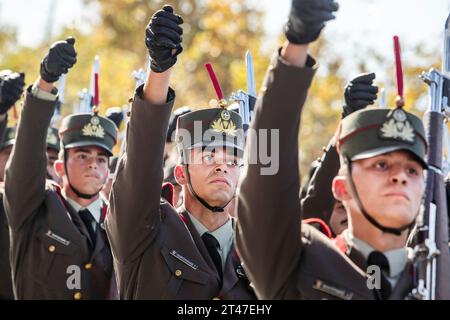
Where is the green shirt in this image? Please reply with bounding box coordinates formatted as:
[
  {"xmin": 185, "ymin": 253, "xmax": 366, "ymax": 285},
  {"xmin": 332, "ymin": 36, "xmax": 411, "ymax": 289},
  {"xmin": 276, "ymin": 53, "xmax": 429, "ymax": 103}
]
[
  {"xmin": 63, "ymin": 192, "xmax": 102, "ymax": 230},
  {"xmin": 342, "ymin": 230, "xmax": 408, "ymax": 287},
  {"xmin": 186, "ymin": 210, "xmax": 233, "ymax": 269}
]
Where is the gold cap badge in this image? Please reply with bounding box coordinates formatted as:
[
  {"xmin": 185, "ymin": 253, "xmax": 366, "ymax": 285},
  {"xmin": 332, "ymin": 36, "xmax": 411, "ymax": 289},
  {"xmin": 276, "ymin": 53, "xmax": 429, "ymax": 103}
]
[
  {"xmin": 379, "ymin": 108, "xmax": 415, "ymax": 143},
  {"xmin": 82, "ymin": 116, "xmax": 105, "ymax": 138},
  {"xmin": 210, "ymin": 110, "xmax": 237, "ymax": 136}
]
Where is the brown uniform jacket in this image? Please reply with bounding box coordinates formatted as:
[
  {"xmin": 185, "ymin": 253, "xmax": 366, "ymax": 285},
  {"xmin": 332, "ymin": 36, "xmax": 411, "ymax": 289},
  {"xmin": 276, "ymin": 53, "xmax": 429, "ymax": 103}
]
[
  {"xmin": 3, "ymin": 91, "xmax": 115, "ymax": 300},
  {"xmin": 0, "ymin": 114, "xmax": 14, "ymax": 300},
  {"xmin": 0, "ymin": 190, "xmax": 13, "ymax": 300},
  {"xmin": 106, "ymin": 86, "xmax": 255, "ymax": 300},
  {"xmin": 235, "ymin": 51, "xmax": 422, "ymax": 300}
]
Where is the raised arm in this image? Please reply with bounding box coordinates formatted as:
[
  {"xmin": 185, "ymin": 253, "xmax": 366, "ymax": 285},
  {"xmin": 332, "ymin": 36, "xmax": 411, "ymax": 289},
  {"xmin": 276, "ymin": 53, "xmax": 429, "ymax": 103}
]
[
  {"xmin": 0, "ymin": 70, "xmax": 25, "ymax": 141},
  {"xmin": 106, "ymin": 5, "xmax": 183, "ymax": 264},
  {"xmin": 236, "ymin": 0, "xmax": 338, "ymax": 299},
  {"xmin": 4, "ymin": 38, "xmax": 76, "ymax": 230}
]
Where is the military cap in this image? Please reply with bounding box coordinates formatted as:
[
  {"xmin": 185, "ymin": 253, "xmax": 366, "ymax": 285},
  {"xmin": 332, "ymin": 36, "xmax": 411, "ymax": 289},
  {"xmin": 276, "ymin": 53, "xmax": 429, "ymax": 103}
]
[
  {"xmin": 59, "ymin": 113, "xmax": 118, "ymax": 156},
  {"xmin": 106, "ymin": 107, "xmax": 124, "ymax": 129},
  {"xmin": 46, "ymin": 127, "xmax": 60, "ymax": 152},
  {"xmin": 338, "ymin": 107, "xmax": 427, "ymax": 167},
  {"xmin": 167, "ymin": 106, "xmax": 192, "ymax": 142},
  {"xmin": 175, "ymin": 108, "xmax": 244, "ymax": 162},
  {"xmin": 0, "ymin": 127, "xmax": 16, "ymax": 150}
]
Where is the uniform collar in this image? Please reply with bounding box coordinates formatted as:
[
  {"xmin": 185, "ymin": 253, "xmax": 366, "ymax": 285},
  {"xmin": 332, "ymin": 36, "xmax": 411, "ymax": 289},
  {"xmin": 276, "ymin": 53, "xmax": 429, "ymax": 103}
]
[
  {"xmin": 342, "ymin": 229, "xmax": 408, "ymax": 279},
  {"xmin": 185, "ymin": 209, "xmax": 233, "ymax": 250},
  {"xmin": 63, "ymin": 189, "xmax": 102, "ymax": 224}
]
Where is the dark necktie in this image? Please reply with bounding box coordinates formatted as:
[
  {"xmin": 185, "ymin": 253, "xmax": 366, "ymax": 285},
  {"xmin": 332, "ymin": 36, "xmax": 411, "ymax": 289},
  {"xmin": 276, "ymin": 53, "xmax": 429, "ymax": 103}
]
[
  {"xmin": 367, "ymin": 251, "xmax": 392, "ymax": 299},
  {"xmin": 78, "ymin": 209, "xmax": 97, "ymax": 247},
  {"xmin": 201, "ymin": 233, "xmax": 223, "ymax": 279}
]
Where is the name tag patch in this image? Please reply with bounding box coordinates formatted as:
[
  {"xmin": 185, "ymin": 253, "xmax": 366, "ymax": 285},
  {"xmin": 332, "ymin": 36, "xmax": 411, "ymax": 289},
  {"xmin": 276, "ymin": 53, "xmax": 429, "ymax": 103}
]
[
  {"xmin": 170, "ymin": 250, "xmax": 198, "ymax": 270},
  {"xmin": 313, "ymin": 279, "xmax": 353, "ymax": 300},
  {"xmin": 45, "ymin": 230, "xmax": 70, "ymax": 246}
]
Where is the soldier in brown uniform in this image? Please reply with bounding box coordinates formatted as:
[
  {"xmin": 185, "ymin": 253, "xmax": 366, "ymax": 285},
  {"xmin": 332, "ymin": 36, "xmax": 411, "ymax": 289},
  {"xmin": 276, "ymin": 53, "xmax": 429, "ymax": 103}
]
[
  {"xmin": 301, "ymin": 73, "xmax": 379, "ymax": 236},
  {"xmin": 0, "ymin": 70, "xmax": 25, "ymax": 300},
  {"xmin": 106, "ymin": 5, "xmax": 255, "ymax": 299},
  {"xmin": 3, "ymin": 37, "xmax": 118, "ymax": 299},
  {"xmin": 235, "ymin": 0, "xmax": 450, "ymax": 300},
  {"xmin": 46, "ymin": 126, "xmax": 62, "ymax": 185},
  {"xmin": 0, "ymin": 127, "xmax": 17, "ymax": 300}
]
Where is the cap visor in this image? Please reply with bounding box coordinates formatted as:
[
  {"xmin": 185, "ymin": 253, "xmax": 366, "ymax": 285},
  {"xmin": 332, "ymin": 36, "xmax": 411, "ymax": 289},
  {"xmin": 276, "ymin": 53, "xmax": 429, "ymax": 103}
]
[
  {"xmin": 188, "ymin": 141, "xmax": 244, "ymax": 157},
  {"xmin": 351, "ymin": 145, "xmax": 427, "ymax": 168},
  {"xmin": 64, "ymin": 141, "xmax": 113, "ymax": 156}
]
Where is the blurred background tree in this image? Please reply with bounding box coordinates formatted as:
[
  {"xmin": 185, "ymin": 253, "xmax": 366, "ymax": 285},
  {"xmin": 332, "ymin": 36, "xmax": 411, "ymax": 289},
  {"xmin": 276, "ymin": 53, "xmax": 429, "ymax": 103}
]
[{"xmin": 0, "ymin": 0, "xmax": 441, "ymax": 180}]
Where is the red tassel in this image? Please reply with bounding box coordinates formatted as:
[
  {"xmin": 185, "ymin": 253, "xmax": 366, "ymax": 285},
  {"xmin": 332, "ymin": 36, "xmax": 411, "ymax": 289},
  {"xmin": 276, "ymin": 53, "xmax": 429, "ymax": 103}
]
[
  {"xmin": 205, "ymin": 63, "xmax": 224, "ymax": 100},
  {"xmin": 393, "ymin": 36, "xmax": 404, "ymax": 107},
  {"xmin": 94, "ymin": 72, "xmax": 99, "ymax": 111}
]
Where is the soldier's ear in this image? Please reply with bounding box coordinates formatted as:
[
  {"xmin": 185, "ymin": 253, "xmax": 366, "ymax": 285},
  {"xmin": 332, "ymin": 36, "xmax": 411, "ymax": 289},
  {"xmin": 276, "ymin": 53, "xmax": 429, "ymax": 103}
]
[
  {"xmin": 332, "ymin": 175, "xmax": 351, "ymax": 202},
  {"xmin": 54, "ymin": 160, "xmax": 65, "ymax": 178},
  {"xmin": 174, "ymin": 164, "xmax": 187, "ymax": 186}
]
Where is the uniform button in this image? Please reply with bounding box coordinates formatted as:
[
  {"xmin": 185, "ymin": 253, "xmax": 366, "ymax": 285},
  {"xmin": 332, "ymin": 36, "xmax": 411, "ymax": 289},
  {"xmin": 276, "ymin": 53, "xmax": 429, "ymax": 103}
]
[
  {"xmin": 48, "ymin": 245, "xmax": 56, "ymax": 253},
  {"xmin": 74, "ymin": 292, "xmax": 82, "ymax": 300},
  {"xmin": 213, "ymin": 297, "xmax": 221, "ymax": 300},
  {"xmin": 84, "ymin": 263, "xmax": 93, "ymax": 270},
  {"xmin": 175, "ymin": 269, "xmax": 182, "ymax": 277}
]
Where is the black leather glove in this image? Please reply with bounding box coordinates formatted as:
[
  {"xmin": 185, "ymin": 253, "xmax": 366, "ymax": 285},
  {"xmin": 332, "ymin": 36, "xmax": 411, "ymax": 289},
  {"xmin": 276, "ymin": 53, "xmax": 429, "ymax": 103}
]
[
  {"xmin": 40, "ymin": 37, "xmax": 77, "ymax": 83},
  {"xmin": 0, "ymin": 71, "xmax": 25, "ymax": 114},
  {"xmin": 342, "ymin": 72, "xmax": 378, "ymax": 118},
  {"xmin": 145, "ymin": 5, "xmax": 183, "ymax": 73},
  {"xmin": 285, "ymin": 0, "xmax": 339, "ymax": 45}
]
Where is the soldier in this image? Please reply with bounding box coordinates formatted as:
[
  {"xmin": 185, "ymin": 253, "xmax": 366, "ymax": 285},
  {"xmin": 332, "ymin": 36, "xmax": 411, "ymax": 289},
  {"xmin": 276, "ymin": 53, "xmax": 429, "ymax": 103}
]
[
  {"xmin": 0, "ymin": 70, "xmax": 24, "ymax": 300},
  {"xmin": 301, "ymin": 73, "xmax": 379, "ymax": 236},
  {"xmin": 46, "ymin": 126, "xmax": 62, "ymax": 184},
  {"xmin": 3, "ymin": 37, "xmax": 118, "ymax": 299},
  {"xmin": 235, "ymin": 0, "xmax": 450, "ymax": 300},
  {"xmin": 106, "ymin": 5, "xmax": 255, "ymax": 299}
]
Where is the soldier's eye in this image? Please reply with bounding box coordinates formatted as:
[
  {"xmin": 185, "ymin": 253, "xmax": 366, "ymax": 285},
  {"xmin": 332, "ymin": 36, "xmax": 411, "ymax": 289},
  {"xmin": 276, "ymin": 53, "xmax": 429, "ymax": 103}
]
[
  {"xmin": 375, "ymin": 161, "xmax": 387, "ymax": 170},
  {"xmin": 78, "ymin": 154, "xmax": 87, "ymax": 160},
  {"xmin": 203, "ymin": 154, "xmax": 214, "ymax": 163},
  {"xmin": 407, "ymin": 167, "xmax": 418, "ymax": 175},
  {"xmin": 226, "ymin": 159, "xmax": 239, "ymax": 166}
]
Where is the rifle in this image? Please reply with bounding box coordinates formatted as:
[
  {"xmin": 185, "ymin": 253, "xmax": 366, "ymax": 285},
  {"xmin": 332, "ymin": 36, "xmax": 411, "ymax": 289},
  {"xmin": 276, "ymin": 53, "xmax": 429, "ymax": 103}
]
[
  {"xmin": 52, "ymin": 73, "xmax": 66, "ymax": 125},
  {"xmin": 131, "ymin": 68, "xmax": 147, "ymax": 89},
  {"xmin": 409, "ymin": 13, "xmax": 450, "ymax": 300},
  {"xmin": 230, "ymin": 50, "xmax": 256, "ymax": 131},
  {"xmin": 118, "ymin": 67, "xmax": 147, "ymax": 157}
]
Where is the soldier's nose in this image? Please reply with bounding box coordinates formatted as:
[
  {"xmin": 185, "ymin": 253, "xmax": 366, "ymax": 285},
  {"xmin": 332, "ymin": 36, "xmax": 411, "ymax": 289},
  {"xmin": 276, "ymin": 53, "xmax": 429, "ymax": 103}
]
[
  {"xmin": 391, "ymin": 176, "xmax": 407, "ymax": 185},
  {"xmin": 215, "ymin": 166, "xmax": 227, "ymax": 174}
]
